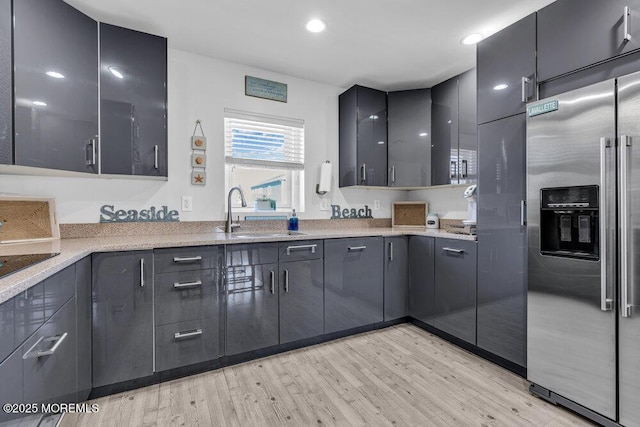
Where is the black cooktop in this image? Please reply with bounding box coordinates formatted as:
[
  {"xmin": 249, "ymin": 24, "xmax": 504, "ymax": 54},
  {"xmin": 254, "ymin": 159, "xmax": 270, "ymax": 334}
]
[{"xmin": 0, "ymin": 253, "xmax": 60, "ymax": 280}]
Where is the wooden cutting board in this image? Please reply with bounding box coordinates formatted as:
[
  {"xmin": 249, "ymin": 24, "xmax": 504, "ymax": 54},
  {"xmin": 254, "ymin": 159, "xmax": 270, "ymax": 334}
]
[{"xmin": 0, "ymin": 197, "xmax": 59, "ymax": 243}]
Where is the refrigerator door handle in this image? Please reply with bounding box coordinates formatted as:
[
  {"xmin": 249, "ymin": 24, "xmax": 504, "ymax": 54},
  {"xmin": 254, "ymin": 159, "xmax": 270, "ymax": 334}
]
[
  {"xmin": 620, "ymin": 135, "xmax": 633, "ymax": 317},
  {"xmin": 600, "ymin": 137, "xmax": 614, "ymax": 311}
]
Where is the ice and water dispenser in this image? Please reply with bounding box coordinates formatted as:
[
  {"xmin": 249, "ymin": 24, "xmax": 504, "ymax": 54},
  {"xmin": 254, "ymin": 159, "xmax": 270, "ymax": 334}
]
[{"xmin": 539, "ymin": 186, "xmax": 599, "ymax": 260}]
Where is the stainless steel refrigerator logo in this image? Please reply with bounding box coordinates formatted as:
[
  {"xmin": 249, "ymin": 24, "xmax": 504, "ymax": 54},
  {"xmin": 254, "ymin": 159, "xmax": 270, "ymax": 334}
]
[{"xmin": 528, "ymin": 100, "xmax": 559, "ymax": 117}]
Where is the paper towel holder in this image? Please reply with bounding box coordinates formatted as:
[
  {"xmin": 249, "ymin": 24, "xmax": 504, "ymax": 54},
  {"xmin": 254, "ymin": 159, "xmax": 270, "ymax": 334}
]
[{"xmin": 316, "ymin": 160, "xmax": 331, "ymax": 195}]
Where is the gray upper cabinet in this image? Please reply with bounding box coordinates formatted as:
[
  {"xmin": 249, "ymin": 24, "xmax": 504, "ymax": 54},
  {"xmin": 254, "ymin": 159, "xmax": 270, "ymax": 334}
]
[
  {"xmin": 432, "ymin": 239, "xmax": 477, "ymax": 345},
  {"xmin": 100, "ymin": 23, "xmax": 167, "ymax": 177},
  {"xmin": 537, "ymin": 0, "xmax": 640, "ymax": 82},
  {"xmin": 384, "ymin": 236, "xmax": 409, "ymax": 321},
  {"xmin": 458, "ymin": 69, "xmax": 477, "ymax": 184},
  {"xmin": 92, "ymin": 251, "xmax": 154, "ymax": 387},
  {"xmin": 477, "ymin": 115, "xmax": 527, "ymax": 368},
  {"xmin": 0, "ymin": 0, "xmax": 11, "ymax": 165},
  {"xmin": 387, "ymin": 89, "xmax": 432, "ymax": 187},
  {"xmin": 13, "ymin": 0, "xmax": 98, "ymax": 173},
  {"xmin": 431, "ymin": 76, "xmax": 458, "ymax": 186},
  {"xmin": 408, "ymin": 236, "xmax": 435, "ymax": 323},
  {"xmin": 324, "ymin": 237, "xmax": 384, "ymax": 333},
  {"xmin": 431, "ymin": 70, "xmax": 477, "ymax": 185},
  {"xmin": 477, "ymin": 13, "xmax": 536, "ymax": 124},
  {"xmin": 339, "ymin": 85, "xmax": 388, "ymax": 187}
]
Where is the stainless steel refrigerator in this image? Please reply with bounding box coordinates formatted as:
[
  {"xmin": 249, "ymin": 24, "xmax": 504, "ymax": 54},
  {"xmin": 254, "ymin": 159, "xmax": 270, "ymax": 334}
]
[{"xmin": 527, "ymin": 71, "xmax": 640, "ymax": 426}]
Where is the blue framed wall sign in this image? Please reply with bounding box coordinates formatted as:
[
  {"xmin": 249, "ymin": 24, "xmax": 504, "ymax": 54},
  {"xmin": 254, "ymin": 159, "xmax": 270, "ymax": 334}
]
[{"xmin": 245, "ymin": 75, "xmax": 288, "ymax": 103}]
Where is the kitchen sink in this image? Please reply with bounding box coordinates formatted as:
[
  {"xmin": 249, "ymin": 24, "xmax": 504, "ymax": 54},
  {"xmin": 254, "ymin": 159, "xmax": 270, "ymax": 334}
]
[{"xmin": 214, "ymin": 227, "xmax": 306, "ymax": 238}]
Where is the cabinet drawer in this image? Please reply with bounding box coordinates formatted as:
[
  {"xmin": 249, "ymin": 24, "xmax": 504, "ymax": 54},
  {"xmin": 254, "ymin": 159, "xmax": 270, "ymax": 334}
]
[
  {"xmin": 14, "ymin": 282, "xmax": 45, "ymax": 348},
  {"xmin": 22, "ymin": 296, "xmax": 77, "ymax": 405},
  {"xmin": 226, "ymin": 243, "xmax": 279, "ymax": 267},
  {"xmin": 279, "ymin": 240, "xmax": 323, "ymax": 262},
  {"xmin": 0, "ymin": 298, "xmax": 15, "ymax": 364},
  {"xmin": 155, "ymin": 317, "xmax": 219, "ymax": 372},
  {"xmin": 44, "ymin": 264, "xmax": 75, "ymax": 319},
  {"xmin": 154, "ymin": 246, "xmax": 220, "ymax": 274},
  {"xmin": 155, "ymin": 269, "xmax": 219, "ymax": 325}
]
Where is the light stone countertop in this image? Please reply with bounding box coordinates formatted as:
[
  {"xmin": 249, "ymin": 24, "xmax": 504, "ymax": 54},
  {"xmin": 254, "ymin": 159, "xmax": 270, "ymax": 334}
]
[{"xmin": 0, "ymin": 228, "xmax": 475, "ymax": 304}]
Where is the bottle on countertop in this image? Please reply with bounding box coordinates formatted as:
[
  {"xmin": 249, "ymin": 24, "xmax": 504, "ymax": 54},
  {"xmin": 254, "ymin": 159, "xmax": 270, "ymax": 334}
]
[
  {"xmin": 426, "ymin": 212, "xmax": 439, "ymax": 229},
  {"xmin": 288, "ymin": 209, "xmax": 299, "ymax": 231}
]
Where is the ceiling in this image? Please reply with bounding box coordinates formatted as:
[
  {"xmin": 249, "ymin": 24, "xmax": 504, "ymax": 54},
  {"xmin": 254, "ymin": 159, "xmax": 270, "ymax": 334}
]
[{"xmin": 67, "ymin": 0, "xmax": 556, "ymax": 91}]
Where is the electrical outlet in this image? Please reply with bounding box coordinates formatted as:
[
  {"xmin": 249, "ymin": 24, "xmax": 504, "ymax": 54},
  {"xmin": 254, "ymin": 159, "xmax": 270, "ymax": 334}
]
[
  {"xmin": 373, "ymin": 200, "xmax": 381, "ymax": 210},
  {"xmin": 181, "ymin": 196, "xmax": 193, "ymax": 212},
  {"xmin": 320, "ymin": 198, "xmax": 330, "ymax": 211}
]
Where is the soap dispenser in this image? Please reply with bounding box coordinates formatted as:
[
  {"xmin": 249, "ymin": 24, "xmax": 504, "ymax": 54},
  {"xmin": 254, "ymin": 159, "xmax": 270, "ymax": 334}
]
[{"xmin": 288, "ymin": 209, "xmax": 299, "ymax": 231}]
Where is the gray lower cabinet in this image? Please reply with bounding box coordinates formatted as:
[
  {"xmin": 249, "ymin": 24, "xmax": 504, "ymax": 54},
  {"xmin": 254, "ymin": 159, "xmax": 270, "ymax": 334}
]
[
  {"xmin": 384, "ymin": 236, "xmax": 409, "ymax": 321},
  {"xmin": 14, "ymin": 282, "xmax": 45, "ymax": 349},
  {"xmin": 76, "ymin": 257, "xmax": 92, "ymax": 401},
  {"xmin": 100, "ymin": 23, "xmax": 167, "ymax": 177},
  {"xmin": 408, "ymin": 236, "xmax": 435, "ymax": 323},
  {"xmin": 13, "ymin": 0, "xmax": 98, "ymax": 173},
  {"xmin": 537, "ymin": 0, "xmax": 640, "ymax": 82},
  {"xmin": 154, "ymin": 269, "xmax": 218, "ymax": 325},
  {"xmin": 156, "ymin": 317, "xmax": 218, "ymax": 372},
  {"xmin": 279, "ymin": 240, "xmax": 324, "ymax": 343},
  {"xmin": 226, "ymin": 262, "xmax": 279, "ymax": 355},
  {"xmin": 477, "ymin": 115, "xmax": 527, "ymax": 368},
  {"xmin": 0, "ymin": 348, "xmax": 23, "ymax": 425},
  {"xmin": 432, "ymin": 239, "xmax": 477, "ymax": 345},
  {"xmin": 0, "ymin": 296, "xmax": 14, "ymax": 364},
  {"xmin": 324, "ymin": 237, "xmax": 383, "ymax": 333},
  {"xmin": 387, "ymin": 89, "xmax": 432, "ymax": 187},
  {"xmin": 23, "ymin": 296, "xmax": 77, "ymax": 404},
  {"xmin": 92, "ymin": 251, "xmax": 154, "ymax": 387},
  {"xmin": 0, "ymin": 0, "xmax": 11, "ymax": 165}
]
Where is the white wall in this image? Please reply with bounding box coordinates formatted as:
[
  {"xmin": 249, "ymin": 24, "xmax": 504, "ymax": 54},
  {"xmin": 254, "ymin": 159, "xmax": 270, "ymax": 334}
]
[
  {"xmin": 0, "ymin": 49, "xmax": 406, "ymax": 223},
  {"xmin": 407, "ymin": 185, "xmax": 469, "ymax": 219}
]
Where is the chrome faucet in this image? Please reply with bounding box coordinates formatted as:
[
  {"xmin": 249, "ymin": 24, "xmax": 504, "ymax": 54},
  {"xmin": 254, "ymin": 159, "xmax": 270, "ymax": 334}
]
[{"xmin": 225, "ymin": 187, "xmax": 247, "ymax": 232}]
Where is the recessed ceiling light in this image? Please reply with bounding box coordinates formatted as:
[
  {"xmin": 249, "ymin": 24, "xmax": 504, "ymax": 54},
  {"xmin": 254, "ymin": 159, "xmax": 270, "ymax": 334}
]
[
  {"xmin": 305, "ymin": 18, "xmax": 327, "ymax": 33},
  {"xmin": 493, "ymin": 84, "xmax": 508, "ymax": 91},
  {"xmin": 46, "ymin": 71, "xmax": 65, "ymax": 79},
  {"xmin": 32, "ymin": 100, "xmax": 47, "ymax": 107},
  {"xmin": 108, "ymin": 66, "xmax": 124, "ymax": 79},
  {"xmin": 461, "ymin": 33, "xmax": 484, "ymax": 45},
  {"xmin": 419, "ymin": 132, "xmax": 428, "ymax": 137}
]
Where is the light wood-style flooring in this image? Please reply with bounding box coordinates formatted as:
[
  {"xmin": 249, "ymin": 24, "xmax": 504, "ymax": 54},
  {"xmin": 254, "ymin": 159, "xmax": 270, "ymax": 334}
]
[{"xmin": 62, "ymin": 324, "xmax": 593, "ymax": 426}]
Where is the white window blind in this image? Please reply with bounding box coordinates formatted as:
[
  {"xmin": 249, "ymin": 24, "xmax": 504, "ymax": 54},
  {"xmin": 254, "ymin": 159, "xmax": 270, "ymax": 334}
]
[{"xmin": 224, "ymin": 109, "xmax": 304, "ymax": 170}]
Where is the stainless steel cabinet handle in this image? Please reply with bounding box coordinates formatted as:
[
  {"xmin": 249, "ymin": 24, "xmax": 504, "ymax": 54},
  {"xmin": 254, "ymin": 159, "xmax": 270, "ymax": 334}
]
[
  {"xmin": 621, "ymin": 135, "xmax": 632, "ymax": 317},
  {"xmin": 286, "ymin": 244, "xmax": 317, "ymax": 256},
  {"xmin": 600, "ymin": 137, "xmax": 614, "ymax": 312},
  {"xmin": 173, "ymin": 256, "xmax": 203, "ymax": 263},
  {"xmin": 154, "ymin": 145, "xmax": 159, "ymax": 169},
  {"xmin": 86, "ymin": 138, "xmax": 97, "ymax": 166},
  {"xmin": 521, "ymin": 77, "xmax": 531, "ymax": 103},
  {"xmin": 520, "ymin": 200, "xmax": 527, "ymax": 227},
  {"xmin": 173, "ymin": 280, "xmax": 202, "ymax": 289},
  {"xmin": 284, "ymin": 269, "xmax": 289, "ymax": 293},
  {"xmin": 391, "ymin": 166, "xmax": 396, "ymax": 185},
  {"xmin": 450, "ymin": 161, "xmax": 457, "ymax": 179},
  {"xmin": 270, "ymin": 270, "xmax": 275, "ymax": 294},
  {"xmin": 625, "ymin": 6, "xmax": 632, "ymax": 42},
  {"xmin": 361, "ymin": 163, "xmax": 367, "ymax": 184},
  {"xmin": 462, "ymin": 160, "xmax": 468, "ymax": 178},
  {"xmin": 389, "ymin": 241, "xmax": 394, "ymax": 261},
  {"xmin": 174, "ymin": 329, "xmax": 203, "ymax": 340},
  {"xmin": 24, "ymin": 333, "xmax": 69, "ymax": 359},
  {"xmin": 140, "ymin": 258, "xmax": 145, "ymax": 287},
  {"xmin": 442, "ymin": 247, "xmax": 464, "ymax": 254},
  {"xmin": 348, "ymin": 246, "xmax": 367, "ymax": 251}
]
